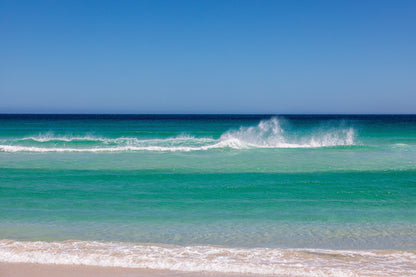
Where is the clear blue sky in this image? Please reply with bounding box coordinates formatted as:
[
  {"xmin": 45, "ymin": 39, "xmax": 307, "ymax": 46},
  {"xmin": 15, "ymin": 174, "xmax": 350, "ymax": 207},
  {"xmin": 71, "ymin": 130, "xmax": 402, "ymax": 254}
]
[{"xmin": 1, "ymin": 0, "xmax": 415, "ymax": 113}]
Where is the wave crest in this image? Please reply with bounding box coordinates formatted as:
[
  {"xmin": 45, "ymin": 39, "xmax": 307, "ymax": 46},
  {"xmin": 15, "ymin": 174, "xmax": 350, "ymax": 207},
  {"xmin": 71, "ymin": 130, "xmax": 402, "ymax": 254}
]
[
  {"xmin": 0, "ymin": 118, "xmax": 355, "ymax": 152},
  {"xmin": 219, "ymin": 117, "xmax": 354, "ymax": 148}
]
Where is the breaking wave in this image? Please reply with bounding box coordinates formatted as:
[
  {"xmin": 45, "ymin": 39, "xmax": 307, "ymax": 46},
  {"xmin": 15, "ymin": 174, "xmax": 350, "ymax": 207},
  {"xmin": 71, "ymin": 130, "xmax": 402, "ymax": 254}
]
[
  {"xmin": 0, "ymin": 118, "xmax": 355, "ymax": 152},
  {"xmin": 219, "ymin": 117, "xmax": 354, "ymax": 148},
  {"xmin": 1, "ymin": 240, "xmax": 415, "ymax": 276}
]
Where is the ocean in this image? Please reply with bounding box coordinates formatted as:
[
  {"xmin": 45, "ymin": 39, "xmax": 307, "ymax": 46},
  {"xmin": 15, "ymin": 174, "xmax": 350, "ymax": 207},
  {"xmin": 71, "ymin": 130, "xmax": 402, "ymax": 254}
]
[{"xmin": 0, "ymin": 114, "xmax": 415, "ymax": 276}]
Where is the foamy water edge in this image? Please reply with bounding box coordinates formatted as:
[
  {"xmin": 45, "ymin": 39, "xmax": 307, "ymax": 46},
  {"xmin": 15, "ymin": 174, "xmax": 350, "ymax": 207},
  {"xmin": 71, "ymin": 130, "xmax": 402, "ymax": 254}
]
[{"xmin": 1, "ymin": 240, "xmax": 415, "ymax": 277}]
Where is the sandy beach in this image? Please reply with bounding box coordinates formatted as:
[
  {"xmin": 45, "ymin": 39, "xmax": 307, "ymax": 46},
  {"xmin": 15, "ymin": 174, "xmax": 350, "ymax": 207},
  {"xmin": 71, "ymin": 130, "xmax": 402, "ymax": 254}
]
[{"xmin": 0, "ymin": 262, "xmax": 258, "ymax": 277}]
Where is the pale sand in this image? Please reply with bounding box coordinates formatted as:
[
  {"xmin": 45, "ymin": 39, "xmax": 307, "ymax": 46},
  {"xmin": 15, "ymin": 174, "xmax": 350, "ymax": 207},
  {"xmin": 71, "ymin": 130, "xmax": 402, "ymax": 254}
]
[{"xmin": 0, "ymin": 262, "xmax": 261, "ymax": 277}]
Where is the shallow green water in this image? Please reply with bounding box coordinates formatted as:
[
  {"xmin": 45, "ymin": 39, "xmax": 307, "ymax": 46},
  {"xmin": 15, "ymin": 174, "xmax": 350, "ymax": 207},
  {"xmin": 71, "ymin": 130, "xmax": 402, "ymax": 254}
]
[{"xmin": 1, "ymin": 115, "xmax": 416, "ymax": 250}]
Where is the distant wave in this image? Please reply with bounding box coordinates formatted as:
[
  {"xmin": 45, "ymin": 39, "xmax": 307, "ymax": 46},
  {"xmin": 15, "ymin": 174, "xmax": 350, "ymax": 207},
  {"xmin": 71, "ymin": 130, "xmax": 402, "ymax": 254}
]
[
  {"xmin": 0, "ymin": 118, "xmax": 355, "ymax": 153},
  {"xmin": 16, "ymin": 135, "xmax": 102, "ymax": 143},
  {"xmin": 14, "ymin": 134, "xmax": 214, "ymax": 144},
  {"xmin": 1, "ymin": 240, "xmax": 415, "ymax": 276}
]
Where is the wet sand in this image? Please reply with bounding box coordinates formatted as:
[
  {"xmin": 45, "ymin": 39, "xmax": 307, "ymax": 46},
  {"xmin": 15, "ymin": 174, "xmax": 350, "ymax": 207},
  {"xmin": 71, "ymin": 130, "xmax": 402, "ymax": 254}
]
[{"xmin": 0, "ymin": 262, "xmax": 260, "ymax": 277}]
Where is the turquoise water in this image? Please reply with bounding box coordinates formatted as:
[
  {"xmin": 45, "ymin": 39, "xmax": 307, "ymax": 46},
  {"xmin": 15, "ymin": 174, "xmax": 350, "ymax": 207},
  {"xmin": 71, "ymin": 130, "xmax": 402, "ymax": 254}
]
[{"xmin": 1, "ymin": 115, "xmax": 416, "ymax": 275}]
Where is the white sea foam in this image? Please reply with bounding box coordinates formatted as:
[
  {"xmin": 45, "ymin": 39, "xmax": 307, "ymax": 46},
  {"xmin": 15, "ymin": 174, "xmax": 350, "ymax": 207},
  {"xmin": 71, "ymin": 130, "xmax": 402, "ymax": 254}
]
[
  {"xmin": 219, "ymin": 117, "xmax": 355, "ymax": 148},
  {"xmin": 0, "ymin": 240, "xmax": 415, "ymax": 276},
  {"xmin": 0, "ymin": 118, "xmax": 355, "ymax": 152},
  {"xmin": 0, "ymin": 145, "xmax": 218, "ymax": 152}
]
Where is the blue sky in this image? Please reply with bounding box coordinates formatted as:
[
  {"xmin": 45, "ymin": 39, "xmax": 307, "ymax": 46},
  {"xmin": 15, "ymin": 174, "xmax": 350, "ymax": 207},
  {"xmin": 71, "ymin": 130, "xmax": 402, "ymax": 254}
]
[{"xmin": 1, "ymin": 0, "xmax": 415, "ymax": 113}]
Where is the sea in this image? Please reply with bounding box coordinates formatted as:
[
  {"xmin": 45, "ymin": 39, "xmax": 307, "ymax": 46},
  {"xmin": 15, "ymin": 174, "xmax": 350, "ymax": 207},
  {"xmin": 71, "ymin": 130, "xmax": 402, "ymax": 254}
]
[{"xmin": 0, "ymin": 114, "xmax": 415, "ymax": 276}]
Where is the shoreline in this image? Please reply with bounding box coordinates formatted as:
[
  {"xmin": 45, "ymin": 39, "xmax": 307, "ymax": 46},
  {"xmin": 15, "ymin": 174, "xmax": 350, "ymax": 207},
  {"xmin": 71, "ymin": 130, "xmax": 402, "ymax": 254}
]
[{"xmin": 2, "ymin": 239, "xmax": 416, "ymax": 276}]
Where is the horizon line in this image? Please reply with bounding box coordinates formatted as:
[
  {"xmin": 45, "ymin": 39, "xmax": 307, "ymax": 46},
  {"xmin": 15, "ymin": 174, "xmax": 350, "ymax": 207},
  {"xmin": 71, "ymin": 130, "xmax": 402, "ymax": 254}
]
[{"xmin": 1, "ymin": 113, "xmax": 416, "ymax": 116}]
